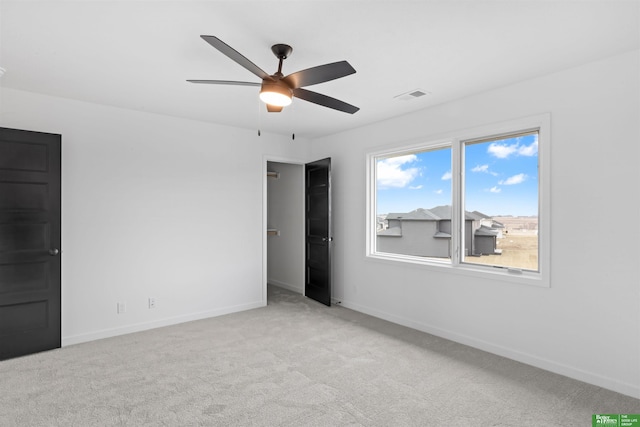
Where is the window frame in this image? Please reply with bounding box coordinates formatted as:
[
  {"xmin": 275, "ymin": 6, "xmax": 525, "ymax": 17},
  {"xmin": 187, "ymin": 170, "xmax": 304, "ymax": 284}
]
[{"xmin": 366, "ymin": 114, "xmax": 551, "ymax": 287}]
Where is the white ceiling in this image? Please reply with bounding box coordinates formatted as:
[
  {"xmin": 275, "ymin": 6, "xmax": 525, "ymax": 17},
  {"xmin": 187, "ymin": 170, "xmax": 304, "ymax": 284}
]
[{"xmin": 1, "ymin": 1, "xmax": 638, "ymax": 138}]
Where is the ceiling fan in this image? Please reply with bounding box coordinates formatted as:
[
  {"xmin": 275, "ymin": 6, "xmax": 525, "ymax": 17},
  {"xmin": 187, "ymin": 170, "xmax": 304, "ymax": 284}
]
[{"xmin": 188, "ymin": 36, "xmax": 359, "ymax": 114}]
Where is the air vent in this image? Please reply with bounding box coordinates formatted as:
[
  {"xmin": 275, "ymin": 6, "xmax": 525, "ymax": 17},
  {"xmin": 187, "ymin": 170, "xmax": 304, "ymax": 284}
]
[{"xmin": 394, "ymin": 89, "xmax": 430, "ymax": 101}]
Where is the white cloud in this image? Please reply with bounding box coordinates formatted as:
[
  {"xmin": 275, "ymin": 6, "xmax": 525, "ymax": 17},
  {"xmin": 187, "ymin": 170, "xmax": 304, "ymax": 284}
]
[
  {"xmin": 434, "ymin": 189, "xmax": 443, "ymax": 194},
  {"xmin": 488, "ymin": 143, "xmax": 517, "ymax": 159},
  {"xmin": 518, "ymin": 139, "xmax": 538, "ymax": 156},
  {"xmin": 488, "ymin": 137, "xmax": 538, "ymax": 159},
  {"xmin": 472, "ymin": 164, "xmax": 498, "ymax": 176},
  {"xmin": 377, "ymin": 155, "xmax": 420, "ymax": 189},
  {"xmin": 409, "ymin": 185, "xmax": 423, "ymax": 190},
  {"xmin": 441, "ymin": 171, "xmax": 452, "ymax": 180},
  {"xmin": 489, "ymin": 186, "xmax": 501, "ymax": 193},
  {"xmin": 499, "ymin": 173, "xmax": 527, "ymax": 185}
]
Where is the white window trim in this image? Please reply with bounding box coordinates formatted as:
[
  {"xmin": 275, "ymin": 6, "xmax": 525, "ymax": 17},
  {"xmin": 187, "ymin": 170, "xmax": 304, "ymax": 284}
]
[{"xmin": 366, "ymin": 114, "xmax": 551, "ymax": 288}]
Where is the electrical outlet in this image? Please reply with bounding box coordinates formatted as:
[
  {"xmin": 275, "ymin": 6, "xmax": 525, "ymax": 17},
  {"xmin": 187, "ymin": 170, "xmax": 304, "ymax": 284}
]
[
  {"xmin": 148, "ymin": 297, "xmax": 156, "ymax": 309},
  {"xmin": 117, "ymin": 301, "xmax": 126, "ymax": 314}
]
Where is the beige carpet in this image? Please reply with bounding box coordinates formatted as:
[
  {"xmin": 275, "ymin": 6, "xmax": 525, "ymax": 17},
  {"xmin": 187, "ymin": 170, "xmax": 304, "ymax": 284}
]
[{"xmin": 0, "ymin": 285, "xmax": 637, "ymax": 426}]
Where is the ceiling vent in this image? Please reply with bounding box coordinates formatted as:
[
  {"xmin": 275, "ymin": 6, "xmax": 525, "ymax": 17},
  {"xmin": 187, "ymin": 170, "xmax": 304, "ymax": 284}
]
[{"xmin": 394, "ymin": 89, "xmax": 429, "ymax": 101}]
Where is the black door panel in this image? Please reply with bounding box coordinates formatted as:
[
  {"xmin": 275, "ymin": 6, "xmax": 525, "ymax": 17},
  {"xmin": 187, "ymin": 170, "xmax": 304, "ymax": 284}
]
[
  {"xmin": 0, "ymin": 127, "xmax": 61, "ymax": 360},
  {"xmin": 305, "ymin": 158, "xmax": 331, "ymax": 306}
]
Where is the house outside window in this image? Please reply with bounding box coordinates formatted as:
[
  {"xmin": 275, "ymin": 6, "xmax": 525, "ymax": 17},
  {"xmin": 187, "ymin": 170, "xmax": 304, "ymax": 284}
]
[{"xmin": 366, "ymin": 114, "xmax": 550, "ymax": 287}]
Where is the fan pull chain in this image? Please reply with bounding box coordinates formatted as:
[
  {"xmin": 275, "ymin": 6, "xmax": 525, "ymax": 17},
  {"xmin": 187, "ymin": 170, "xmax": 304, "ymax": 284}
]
[{"xmin": 257, "ymin": 96, "xmax": 262, "ymax": 136}]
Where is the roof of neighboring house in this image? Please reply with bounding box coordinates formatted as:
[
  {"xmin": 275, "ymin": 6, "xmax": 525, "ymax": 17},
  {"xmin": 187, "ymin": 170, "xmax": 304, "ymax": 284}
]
[
  {"xmin": 474, "ymin": 225, "xmax": 500, "ymax": 236},
  {"xmin": 386, "ymin": 205, "xmax": 490, "ymax": 221},
  {"xmin": 386, "ymin": 208, "xmax": 440, "ymax": 221},
  {"xmin": 470, "ymin": 210, "xmax": 492, "ymax": 220},
  {"xmin": 433, "ymin": 231, "xmax": 451, "ymax": 238},
  {"xmin": 377, "ymin": 226, "xmax": 402, "ymax": 236},
  {"xmin": 428, "ymin": 205, "xmax": 453, "ymax": 219}
]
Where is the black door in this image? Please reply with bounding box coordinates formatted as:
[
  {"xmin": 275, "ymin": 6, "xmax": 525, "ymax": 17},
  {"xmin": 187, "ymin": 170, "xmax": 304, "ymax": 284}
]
[
  {"xmin": 305, "ymin": 158, "xmax": 332, "ymax": 306},
  {"xmin": 0, "ymin": 127, "xmax": 61, "ymax": 360}
]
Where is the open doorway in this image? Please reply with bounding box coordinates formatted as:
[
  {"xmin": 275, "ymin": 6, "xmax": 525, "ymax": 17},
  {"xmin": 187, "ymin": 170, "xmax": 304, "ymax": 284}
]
[{"xmin": 265, "ymin": 160, "xmax": 305, "ymax": 302}]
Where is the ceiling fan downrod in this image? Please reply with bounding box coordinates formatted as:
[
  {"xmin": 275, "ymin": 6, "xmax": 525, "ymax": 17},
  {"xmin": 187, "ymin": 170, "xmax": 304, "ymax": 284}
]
[{"xmin": 271, "ymin": 44, "xmax": 292, "ymax": 77}]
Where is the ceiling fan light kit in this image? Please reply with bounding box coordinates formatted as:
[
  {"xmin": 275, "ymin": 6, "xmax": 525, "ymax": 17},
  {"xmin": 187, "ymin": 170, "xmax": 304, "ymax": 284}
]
[
  {"xmin": 188, "ymin": 35, "xmax": 359, "ymax": 114},
  {"xmin": 259, "ymin": 80, "xmax": 293, "ymax": 107}
]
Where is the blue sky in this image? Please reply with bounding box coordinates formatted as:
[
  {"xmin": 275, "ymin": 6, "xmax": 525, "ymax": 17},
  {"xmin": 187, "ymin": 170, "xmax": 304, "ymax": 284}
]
[{"xmin": 376, "ymin": 134, "xmax": 539, "ymax": 216}]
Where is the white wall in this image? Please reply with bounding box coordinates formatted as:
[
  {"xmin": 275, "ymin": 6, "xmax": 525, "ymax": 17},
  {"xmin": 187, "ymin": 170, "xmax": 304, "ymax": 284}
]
[
  {"xmin": 267, "ymin": 161, "xmax": 304, "ymax": 293},
  {"xmin": 311, "ymin": 50, "xmax": 640, "ymax": 398},
  {"xmin": 0, "ymin": 87, "xmax": 310, "ymax": 345}
]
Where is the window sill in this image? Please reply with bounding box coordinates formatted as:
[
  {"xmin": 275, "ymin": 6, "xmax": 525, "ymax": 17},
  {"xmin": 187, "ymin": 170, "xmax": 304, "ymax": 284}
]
[{"xmin": 366, "ymin": 252, "xmax": 550, "ymax": 288}]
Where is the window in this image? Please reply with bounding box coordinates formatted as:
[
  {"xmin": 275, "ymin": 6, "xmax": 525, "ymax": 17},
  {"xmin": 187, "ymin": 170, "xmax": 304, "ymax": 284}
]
[
  {"xmin": 462, "ymin": 131, "xmax": 539, "ymax": 271},
  {"xmin": 375, "ymin": 145, "xmax": 453, "ymax": 262},
  {"xmin": 366, "ymin": 114, "xmax": 550, "ymax": 286}
]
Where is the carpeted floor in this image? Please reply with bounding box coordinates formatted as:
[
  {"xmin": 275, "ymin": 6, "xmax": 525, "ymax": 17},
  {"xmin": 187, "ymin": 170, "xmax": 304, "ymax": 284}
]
[{"xmin": 0, "ymin": 285, "xmax": 637, "ymax": 426}]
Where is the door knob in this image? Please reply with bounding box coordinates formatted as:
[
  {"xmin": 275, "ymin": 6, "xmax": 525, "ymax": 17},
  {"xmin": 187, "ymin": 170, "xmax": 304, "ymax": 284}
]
[
  {"xmin": 48, "ymin": 248, "xmax": 60, "ymax": 256},
  {"xmin": 322, "ymin": 237, "xmax": 333, "ymax": 242}
]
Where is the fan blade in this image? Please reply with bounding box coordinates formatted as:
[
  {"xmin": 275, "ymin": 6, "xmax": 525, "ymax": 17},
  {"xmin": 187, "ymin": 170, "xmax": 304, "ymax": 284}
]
[
  {"xmin": 187, "ymin": 80, "xmax": 260, "ymax": 87},
  {"xmin": 266, "ymin": 104, "xmax": 283, "ymax": 113},
  {"xmin": 293, "ymin": 88, "xmax": 359, "ymax": 114},
  {"xmin": 282, "ymin": 61, "xmax": 356, "ymax": 89},
  {"xmin": 200, "ymin": 35, "xmax": 273, "ymax": 81}
]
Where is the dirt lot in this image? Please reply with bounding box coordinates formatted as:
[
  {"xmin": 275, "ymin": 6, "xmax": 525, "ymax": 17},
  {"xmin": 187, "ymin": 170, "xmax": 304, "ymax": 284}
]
[
  {"xmin": 467, "ymin": 231, "xmax": 538, "ymax": 271},
  {"xmin": 493, "ymin": 216, "xmax": 538, "ymax": 232}
]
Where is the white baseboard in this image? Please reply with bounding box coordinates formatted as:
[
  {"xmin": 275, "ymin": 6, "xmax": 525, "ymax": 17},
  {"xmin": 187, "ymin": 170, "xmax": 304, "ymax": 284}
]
[
  {"xmin": 339, "ymin": 299, "xmax": 640, "ymax": 400},
  {"xmin": 62, "ymin": 300, "xmax": 265, "ymax": 347},
  {"xmin": 267, "ymin": 279, "xmax": 303, "ymax": 294}
]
